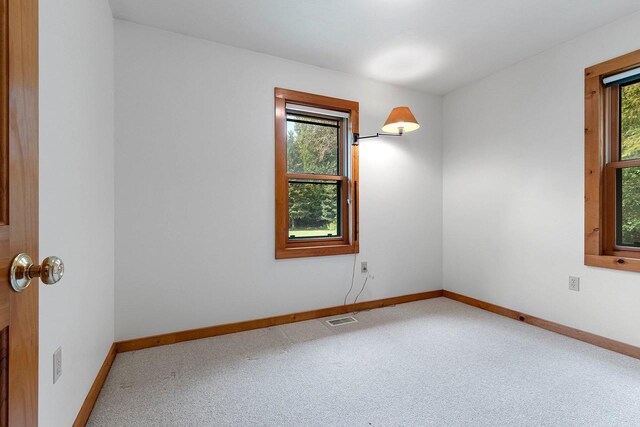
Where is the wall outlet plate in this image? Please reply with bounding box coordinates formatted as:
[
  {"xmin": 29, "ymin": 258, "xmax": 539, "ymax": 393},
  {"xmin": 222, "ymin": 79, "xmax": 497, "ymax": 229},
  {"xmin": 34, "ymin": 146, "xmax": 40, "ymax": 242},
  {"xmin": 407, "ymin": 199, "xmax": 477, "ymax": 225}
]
[
  {"xmin": 53, "ymin": 347, "xmax": 62, "ymax": 384},
  {"xmin": 569, "ymin": 276, "xmax": 580, "ymax": 292},
  {"xmin": 361, "ymin": 261, "xmax": 368, "ymax": 274}
]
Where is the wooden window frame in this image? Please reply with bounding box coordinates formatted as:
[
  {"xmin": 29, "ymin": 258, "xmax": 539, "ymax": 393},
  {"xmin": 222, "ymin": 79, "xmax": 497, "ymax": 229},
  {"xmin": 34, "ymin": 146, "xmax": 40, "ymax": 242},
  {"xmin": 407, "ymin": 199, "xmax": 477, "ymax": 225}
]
[
  {"xmin": 275, "ymin": 88, "xmax": 359, "ymax": 259},
  {"xmin": 585, "ymin": 49, "xmax": 640, "ymax": 272}
]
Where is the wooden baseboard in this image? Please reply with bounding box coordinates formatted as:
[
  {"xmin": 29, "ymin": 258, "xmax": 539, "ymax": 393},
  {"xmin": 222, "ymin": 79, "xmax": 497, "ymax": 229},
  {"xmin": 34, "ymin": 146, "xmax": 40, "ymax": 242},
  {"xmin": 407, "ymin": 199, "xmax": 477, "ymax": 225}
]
[
  {"xmin": 115, "ymin": 290, "xmax": 444, "ymax": 353},
  {"xmin": 443, "ymin": 290, "xmax": 640, "ymax": 360},
  {"xmin": 74, "ymin": 291, "xmax": 442, "ymax": 423},
  {"xmin": 73, "ymin": 343, "xmax": 117, "ymax": 427},
  {"xmin": 75, "ymin": 288, "xmax": 639, "ymax": 425}
]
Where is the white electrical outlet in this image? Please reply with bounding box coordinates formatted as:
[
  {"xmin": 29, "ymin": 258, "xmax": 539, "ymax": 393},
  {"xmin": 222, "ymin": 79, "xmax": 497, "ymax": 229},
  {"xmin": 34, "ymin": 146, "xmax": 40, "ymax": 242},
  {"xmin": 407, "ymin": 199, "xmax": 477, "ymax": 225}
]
[
  {"xmin": 53, "ymin": 347, "xmax": 62, "ymax": 384},
  {"xmin": 569, "ymin": 276, "xmax": 580, "ymax": 292},
  {"xmin": 361, "ymin": 261, "xmax": 368, "ymax": 274}
]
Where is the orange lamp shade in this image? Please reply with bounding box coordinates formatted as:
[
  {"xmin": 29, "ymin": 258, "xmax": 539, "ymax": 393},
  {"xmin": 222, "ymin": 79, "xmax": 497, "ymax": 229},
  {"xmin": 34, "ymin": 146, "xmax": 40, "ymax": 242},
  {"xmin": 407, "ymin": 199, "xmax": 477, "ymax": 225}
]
[{"xmin": 381, "ymin": 107, "xmax": 420, "ymax": 134}]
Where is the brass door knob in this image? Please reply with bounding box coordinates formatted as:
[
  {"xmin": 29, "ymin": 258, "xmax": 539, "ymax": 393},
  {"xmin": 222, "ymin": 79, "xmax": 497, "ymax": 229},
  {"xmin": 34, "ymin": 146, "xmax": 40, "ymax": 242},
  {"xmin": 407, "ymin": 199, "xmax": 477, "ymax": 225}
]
[{"xmin": 10, "ymin": 253, "xmax": 64, "ymax": 292}]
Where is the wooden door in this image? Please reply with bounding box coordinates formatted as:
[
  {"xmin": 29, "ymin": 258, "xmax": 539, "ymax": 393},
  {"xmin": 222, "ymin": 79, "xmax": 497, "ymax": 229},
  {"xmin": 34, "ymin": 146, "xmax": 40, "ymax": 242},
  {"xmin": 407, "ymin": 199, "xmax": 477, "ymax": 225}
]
[{"xmin": 0, "ymin": 0, "xmax": 39, "ymax": 425}]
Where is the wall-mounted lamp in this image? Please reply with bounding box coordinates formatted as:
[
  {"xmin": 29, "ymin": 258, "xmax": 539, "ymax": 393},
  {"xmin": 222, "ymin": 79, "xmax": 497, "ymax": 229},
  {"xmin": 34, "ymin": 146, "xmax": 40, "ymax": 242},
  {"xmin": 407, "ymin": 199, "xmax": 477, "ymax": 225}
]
[{"xmin": 353, "ymin": 106, "xmax": 420, "ymax": 144}]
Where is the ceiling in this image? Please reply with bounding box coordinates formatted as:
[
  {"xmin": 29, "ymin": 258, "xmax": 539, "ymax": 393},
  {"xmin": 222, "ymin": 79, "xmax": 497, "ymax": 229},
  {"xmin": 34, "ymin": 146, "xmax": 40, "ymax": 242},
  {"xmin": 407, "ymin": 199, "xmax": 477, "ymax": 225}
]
[{"xmin": 109, "ymin": 0, "xmax": 640, "ymax": 95}]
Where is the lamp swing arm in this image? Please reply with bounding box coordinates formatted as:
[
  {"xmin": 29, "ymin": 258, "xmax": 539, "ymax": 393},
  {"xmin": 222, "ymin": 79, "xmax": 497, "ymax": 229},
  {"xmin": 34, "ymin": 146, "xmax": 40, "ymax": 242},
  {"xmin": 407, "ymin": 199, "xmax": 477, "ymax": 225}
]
[{"xmin": 353, "ymin": 129, "xmax": 404, "ymax": 145}]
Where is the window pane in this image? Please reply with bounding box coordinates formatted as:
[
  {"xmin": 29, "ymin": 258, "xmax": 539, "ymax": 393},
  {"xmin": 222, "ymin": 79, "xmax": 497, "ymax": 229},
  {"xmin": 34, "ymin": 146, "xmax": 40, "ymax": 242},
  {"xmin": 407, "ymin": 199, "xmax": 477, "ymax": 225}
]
[
  {"xmin": 288, "ymin": 181, "xmax": 340, "ymax": 239},
  {"xmin": 620, "ymin": 81, "xmax": 640, "ymax": 160},
  {"xmin": 617, "ymin": 167, "xmax": 640, "ymax": 247},
  {"xmin": 286, "ymin": 114, "xmax": 339, "ymax": 175}
]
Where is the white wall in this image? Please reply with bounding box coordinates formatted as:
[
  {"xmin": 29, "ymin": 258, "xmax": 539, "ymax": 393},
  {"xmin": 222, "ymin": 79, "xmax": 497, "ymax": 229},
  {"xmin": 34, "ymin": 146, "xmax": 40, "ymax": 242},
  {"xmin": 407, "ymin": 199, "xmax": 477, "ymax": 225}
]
[
  {"xmin": 443, "ymin": 12, "xmax": 640, "ymax": 347},
  {"xmin": 114, "ymin": 21, "xmax": 442, "ymax": 340},
  {"xmin": 39, "ymin": 0, "xmax": 114, "ymax": 425}
]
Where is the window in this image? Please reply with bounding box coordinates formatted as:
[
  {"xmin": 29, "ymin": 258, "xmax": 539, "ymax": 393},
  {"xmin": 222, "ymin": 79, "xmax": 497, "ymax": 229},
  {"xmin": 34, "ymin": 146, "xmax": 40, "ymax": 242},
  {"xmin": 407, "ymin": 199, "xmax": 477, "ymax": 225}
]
[
  {"xmin": 275, "ymin": 88, "xmax": 359, "ymax": 259},
  {"xmin": 585, "ymin": 49, "xmax": 640, "ymax": 272}
]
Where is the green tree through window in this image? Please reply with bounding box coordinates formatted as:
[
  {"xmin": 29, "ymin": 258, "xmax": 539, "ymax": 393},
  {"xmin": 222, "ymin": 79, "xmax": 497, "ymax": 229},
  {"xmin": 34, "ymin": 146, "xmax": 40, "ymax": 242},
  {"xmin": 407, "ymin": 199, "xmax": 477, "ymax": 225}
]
[
  {"xmin": 286, "ymin": 114, "xmax": 341, "ymax": 238},
  {"xmin": 619, "ymin": 81, "xmax": 640, "ymax": 246}
]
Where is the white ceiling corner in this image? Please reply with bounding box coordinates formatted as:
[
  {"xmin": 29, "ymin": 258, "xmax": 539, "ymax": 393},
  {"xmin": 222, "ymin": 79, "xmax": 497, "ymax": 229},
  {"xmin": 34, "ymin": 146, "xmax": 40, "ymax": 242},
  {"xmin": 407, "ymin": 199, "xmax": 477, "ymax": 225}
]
[{"xmin": 109, "ymin": 0, "xmax": 640, "ymax": 95}]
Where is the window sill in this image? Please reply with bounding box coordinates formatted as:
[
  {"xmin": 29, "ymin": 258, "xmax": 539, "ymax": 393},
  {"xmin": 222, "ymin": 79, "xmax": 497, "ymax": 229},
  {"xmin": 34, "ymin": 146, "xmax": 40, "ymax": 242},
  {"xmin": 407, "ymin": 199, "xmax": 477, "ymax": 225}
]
[
  {"xmin": 276, "ymin": 243, "xmax": 358, "ymax": 259},
  {"xmin": 585, "ymin": 254, "xmax": 640, "ymax": 272}
]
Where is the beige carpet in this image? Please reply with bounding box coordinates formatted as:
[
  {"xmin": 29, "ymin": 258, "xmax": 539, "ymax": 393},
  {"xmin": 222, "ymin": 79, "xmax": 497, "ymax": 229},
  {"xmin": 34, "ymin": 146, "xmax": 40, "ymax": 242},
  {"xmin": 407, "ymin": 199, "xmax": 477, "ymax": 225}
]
[{"xmin": 88, "ymin": 298, "xmax": 640, "ymax": 426}]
